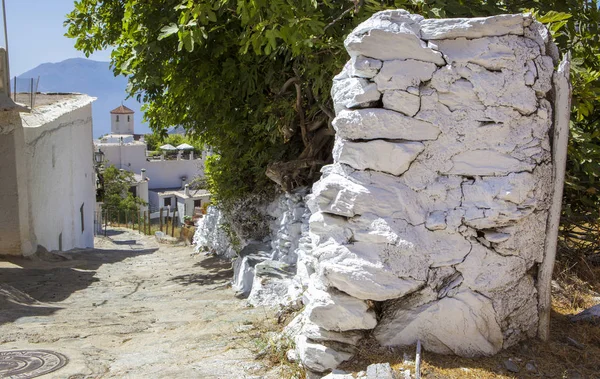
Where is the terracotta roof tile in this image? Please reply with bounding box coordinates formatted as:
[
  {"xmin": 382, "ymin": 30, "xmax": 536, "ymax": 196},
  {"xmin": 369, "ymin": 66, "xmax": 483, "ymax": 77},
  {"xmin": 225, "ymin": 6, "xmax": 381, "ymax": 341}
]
[{"xmin": 110, "ymin": 105, "xmax": 135, "ymax": 114}]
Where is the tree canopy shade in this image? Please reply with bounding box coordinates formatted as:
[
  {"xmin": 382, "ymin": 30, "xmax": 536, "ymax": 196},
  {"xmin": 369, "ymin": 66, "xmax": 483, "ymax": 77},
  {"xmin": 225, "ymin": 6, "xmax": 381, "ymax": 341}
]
[{"xmin": 66, "ymin": 1, "xmax": 600, "ymax": 220}]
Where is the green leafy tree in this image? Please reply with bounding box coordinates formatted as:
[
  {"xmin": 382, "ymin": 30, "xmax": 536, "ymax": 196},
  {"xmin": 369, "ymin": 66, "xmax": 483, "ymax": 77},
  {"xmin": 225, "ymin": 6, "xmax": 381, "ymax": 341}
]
[
  {"xmin": 144, "ymin": 132, "xmax": 163, "ymax": 151},
  {"xmin": 66, "ymin": 0, "xmax": 600, "ymax": 220},
  {"xmin": 101, "ymin": 165, "xmax": 147, "ymax": 218}
]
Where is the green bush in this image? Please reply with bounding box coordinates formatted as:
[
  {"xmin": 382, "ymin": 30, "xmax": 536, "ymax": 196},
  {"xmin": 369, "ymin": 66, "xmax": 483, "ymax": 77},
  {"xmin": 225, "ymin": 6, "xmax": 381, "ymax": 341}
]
[{"xmin": 67, "ymin": 1, "xmax": 600, "ymax": 227}]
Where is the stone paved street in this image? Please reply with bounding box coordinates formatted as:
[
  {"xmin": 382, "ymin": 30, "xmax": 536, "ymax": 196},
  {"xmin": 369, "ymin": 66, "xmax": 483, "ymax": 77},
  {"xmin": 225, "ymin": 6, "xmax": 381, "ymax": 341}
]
[{"xmin": 0, "ymin": 228, "xmax": 278, "ymax": 378}]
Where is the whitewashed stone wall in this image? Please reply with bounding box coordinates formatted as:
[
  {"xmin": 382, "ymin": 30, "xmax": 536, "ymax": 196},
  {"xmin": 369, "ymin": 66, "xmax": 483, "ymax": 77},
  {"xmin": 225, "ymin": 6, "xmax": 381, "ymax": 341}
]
[
  {"xmin": 193, "ymin": 206, "xmax": 238, "ymax": 258},
  {"xmin": 293, "ymin": 10, "xmax": 568, "ymax": 373},
  {"xmin": 193, "ymin": 190, "xmax": 311, "ymax": 307}
]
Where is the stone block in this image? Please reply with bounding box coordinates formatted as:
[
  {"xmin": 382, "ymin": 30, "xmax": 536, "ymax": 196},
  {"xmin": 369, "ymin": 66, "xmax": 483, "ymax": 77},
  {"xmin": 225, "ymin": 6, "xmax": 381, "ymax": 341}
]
[
  {"xmin": 333, "ymin": 108, "xmax": 441, "ymax": 141},
  {"xmin": 332, "ymin": 77, "xmax": 381, "ymax": 115},
  {"xmin": 382, "ymin": 89, "xmax": 421, "ymax": 116},
  {"xmin": 420, "ymin": 14, "xmax": 525, "ymax": 40},
  {"xmin": 305, "ymin": 286, "xmax": 377, "ymax": 331},
  {"xmin": 374, "ymin": 59, "xmax": 438, "ymax": 91},
  {"xmin": 333, "ymin": 139, "xmax": 424, "ymax": 176}
]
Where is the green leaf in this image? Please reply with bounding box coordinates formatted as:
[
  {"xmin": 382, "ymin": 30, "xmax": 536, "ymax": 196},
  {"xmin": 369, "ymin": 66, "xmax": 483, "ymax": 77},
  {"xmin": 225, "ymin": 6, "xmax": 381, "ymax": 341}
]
[
  {"xmin": 158, "ymin": 23, "xmax": 179, "ymax": 40},
  {"xmin": 537, "ymin": 11, "xmax": 572, "ymax": 24}
]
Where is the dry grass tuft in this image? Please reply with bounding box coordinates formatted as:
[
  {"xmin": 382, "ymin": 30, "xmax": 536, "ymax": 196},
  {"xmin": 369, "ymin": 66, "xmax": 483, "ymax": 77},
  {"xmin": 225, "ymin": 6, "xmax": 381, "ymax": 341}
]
[{"xmin": 248, "ymin": 309, "xmax": 305, "ymax": 379}]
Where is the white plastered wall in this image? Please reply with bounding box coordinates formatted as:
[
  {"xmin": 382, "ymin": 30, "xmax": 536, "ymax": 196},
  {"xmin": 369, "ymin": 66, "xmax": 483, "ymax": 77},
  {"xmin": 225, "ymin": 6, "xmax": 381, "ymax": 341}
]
[
  {"xmin": 111, "ymin": 113, "xmax": 134, "ymax": 134},
  {"xmin": 21, "ymin": 96, "xmax": 96, "ymax": 251}
]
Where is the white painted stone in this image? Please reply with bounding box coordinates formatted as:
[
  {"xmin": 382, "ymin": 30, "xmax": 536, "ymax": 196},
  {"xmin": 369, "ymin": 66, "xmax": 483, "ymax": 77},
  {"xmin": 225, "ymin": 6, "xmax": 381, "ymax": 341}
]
[
  {"xmin": 375, "ymin": 290, "xmax": 504, "ymax": 357},
  {"xmin": 193, "ymin": 206, "xmax": 237, "ymax": 258},
  {"xmin": 309, "ymin": 168, "xmax": 428, "ymax": 225},
  {"xmin": 455, "ymin": 63, "xmax": 539, "ymax": 115},
  {"xmin": 295, "ymin": 10, "xmax": 563, "ymax": 371},
  {"xmin": 295, "ymin": 335, "xmax": 354, "ymax": 373},
  {"xmin": 305, "ymin": 286, "xmax": 377, "ymax": 331},
  {"xmin": 420, "ymin": 14, "xmax": 525, "ymax": 40},
  {"xmin": 425, "ymin": 210, "xmax": 446, "ymax": 231},
  {"xmin": 309, "ymin": 212, "xmax": 352, "ymax": 246},
  {"xmin": 436, "ymin": 79, "xmax": 486, "ymax": 111},
  {"xmin": 374, "ymin": 59, "xmax": 438, "ymax": 91},
  {"xmin": 300, "ymin": 317, "xmax": 365, "ymax": 345},
  {"xmin": 321, "ymin": 257, "xmax": 424, "ymax": 302},
  {"xmin": 321, "ymin": 370, "xmax": 354, "ymax": 379},
  {"xmin": 382, "ymin": 90, "xmax": 421, "ymax": 116},
  {"xmin": 351, "ymin": 55, "xmax": 383, "ymax": 78},
  {"xmin": 532, "ymin": 55, "xmax": 554, "ymax": 96},
  {"xmin": 345, "ymin": 10, "xmax": 445, "ymax": 65},
  {"xmin": 456, "ymin": 244, "xmax": 528, "ymax": 295},
  {"xmin": 333, "ymin": 139, "xmax": 424, "ymax": 176},
  {"xmin": 433, "ymin": 35, "xmax": 538, "ymax": 72},
  {"xmin": 447, "ymin": 150, "xmax": 536, "ymax": 176},
  {"xmin": 332, "ymin": 77, "xmax": 381, "ymax": 115},
  {"xmin": 333, "ymin": 109, "xmax": 441, "ymax": 141}
]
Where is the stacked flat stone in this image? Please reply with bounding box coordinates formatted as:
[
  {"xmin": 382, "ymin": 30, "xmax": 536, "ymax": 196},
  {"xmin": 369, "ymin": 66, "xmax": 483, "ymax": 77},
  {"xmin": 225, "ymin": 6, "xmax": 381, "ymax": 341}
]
[{"xmin": 294, "ymin": 10, "xmax": 566, "ymax": 373}]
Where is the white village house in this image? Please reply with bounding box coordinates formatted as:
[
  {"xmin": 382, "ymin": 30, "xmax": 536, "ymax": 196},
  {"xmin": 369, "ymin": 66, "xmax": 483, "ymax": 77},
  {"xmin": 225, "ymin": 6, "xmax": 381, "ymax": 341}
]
[
  {"xmin": 94, "ymin": 106, "xmax": 209, "ymax": 222},
  {"xmin": 0, "ymin": 72, "xmax": 96, "ymax": 255}
]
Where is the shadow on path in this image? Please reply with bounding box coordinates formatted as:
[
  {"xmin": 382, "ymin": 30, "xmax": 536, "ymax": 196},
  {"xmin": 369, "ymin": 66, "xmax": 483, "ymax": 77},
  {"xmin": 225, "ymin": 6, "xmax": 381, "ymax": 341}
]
[
  {"xmin": 170, "ymin": 255, "xmax": 233, "ymax": 287},
  {"xmin": 0, "ymin": 247, "xmax": 157, "ymax": 326}
]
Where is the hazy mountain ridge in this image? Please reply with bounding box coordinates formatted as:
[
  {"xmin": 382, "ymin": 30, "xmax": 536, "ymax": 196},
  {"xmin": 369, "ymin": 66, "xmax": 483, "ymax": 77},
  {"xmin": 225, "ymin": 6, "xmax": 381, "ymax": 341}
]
[{"xmin": 18, "ymin": 58, "xmax": 149, "ymax": 137}]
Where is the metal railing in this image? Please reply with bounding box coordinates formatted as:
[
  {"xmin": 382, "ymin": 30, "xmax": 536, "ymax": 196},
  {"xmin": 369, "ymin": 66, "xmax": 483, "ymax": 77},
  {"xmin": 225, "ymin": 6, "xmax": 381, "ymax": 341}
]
[{"xmin": 12, "ymin": 76, "xmax": 39, "ymax": 109}]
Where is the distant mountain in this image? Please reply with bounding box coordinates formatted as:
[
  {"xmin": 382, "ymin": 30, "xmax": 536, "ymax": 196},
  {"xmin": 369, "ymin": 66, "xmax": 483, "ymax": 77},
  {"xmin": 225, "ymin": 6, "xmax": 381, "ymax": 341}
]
[{"xmin": 18, "ymin": 58, "xmax": 150, "ymax": 138}]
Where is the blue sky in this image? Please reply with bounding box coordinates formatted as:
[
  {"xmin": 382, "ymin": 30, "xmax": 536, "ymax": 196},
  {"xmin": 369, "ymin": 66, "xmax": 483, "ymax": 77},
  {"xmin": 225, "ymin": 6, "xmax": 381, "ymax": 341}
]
[{"xmin": 6, "ymin": 0, "xmax": 111, "ymax": 76}]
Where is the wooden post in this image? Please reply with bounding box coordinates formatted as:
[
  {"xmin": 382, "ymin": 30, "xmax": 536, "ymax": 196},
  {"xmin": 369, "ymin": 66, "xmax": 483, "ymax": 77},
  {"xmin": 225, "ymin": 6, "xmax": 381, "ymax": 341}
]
[
  {"xmin": 143, "ymin": 211, "xmax": 147, "ymax": 235},
  {"xmin": 415, "ymin": 340, "xmax": 422, "ymax": 379},
  {"xmin": 146, "ymin": 211, "xmax": 151, "ymax": 235},
  {"xmin": 538, "ymin": 56, "xmax": 571, "ymax": 341},
  {"xmin": 160, "ymin": 208, "xmax": 163, "ymax": 232},
  {"xmin": 138, "ymin": 211, "xmax": 142, "ymax": 234},
  {"xmin": 125, "ymin": 210, "xmax": 128, "ymax": 228},
  {"xmin": 171, "ymin": 209, "xmax": 177, "ymax": 237}
]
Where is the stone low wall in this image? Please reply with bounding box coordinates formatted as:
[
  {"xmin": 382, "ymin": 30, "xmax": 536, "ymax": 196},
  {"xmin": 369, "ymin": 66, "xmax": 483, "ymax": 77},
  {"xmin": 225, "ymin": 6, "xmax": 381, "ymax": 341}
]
[
  {"xmin": 193, "ymin": 206, "xmax": 238, "ymax": 258},
  {"xmin": 292, "ymin": 10, "xmax": 570, "ymax": 374},
  {"xmin": 193, "ymin": 190, "xmax": 311, "ymax": 307}
]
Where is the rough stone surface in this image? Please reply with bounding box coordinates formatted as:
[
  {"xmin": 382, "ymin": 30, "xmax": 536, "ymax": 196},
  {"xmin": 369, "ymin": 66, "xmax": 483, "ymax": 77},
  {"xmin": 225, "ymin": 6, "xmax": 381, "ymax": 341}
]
[
  {"xmin": 366, "ymin": 363, "xmax": 395, "ymax": 379},
  {"xmin": 333, "ymin": 138, "xmax": 424, "ymax": 176},
  {"xmin": 374, "ymin": 59, "xmax": 438, "ymax": 91},
  {"xmin": 375, "ymin": 290, "xmax": 503, "ymax": 356},
  {"xmin": 345, "ymin": 10, "xmax": 445, "ymax": 65},
  {"xmin": 294, "ymin": 10, "xmax": 565, "ymax": 371},
  {"xmin": 304, "ymin": 285, "xmax": 377, "ymax": 332},
  {"xmin": 0, "ymin": 229, "xmax": 284, "ymax": 378},
  {"xmin": 571, "ymin": 304, "xmax": 600, "ymax": 323},
  {"xmin": 333, "ymin": 108, "xmax": 441, "ymax": 141},
  {"xmin": 420, "ymin": 14, "xmax": 525, "ymax": 40},
  {"xmin": 295, "ymin": 335, "xmax": 353, "ymax": 373},
  {"xmin": 382, "ymin": 89, "xmax": 421, "ymax": 116},
  {"xmin": 351, "ymin": 56, "xmax": 383, "ymax": 79},
  {"xmin": 193, "ymin": 206, "xmax": 237, "ymax": 258},
  {"xmin": 332, "ymin": 77, "xmax": 381, "ymax": 115}
]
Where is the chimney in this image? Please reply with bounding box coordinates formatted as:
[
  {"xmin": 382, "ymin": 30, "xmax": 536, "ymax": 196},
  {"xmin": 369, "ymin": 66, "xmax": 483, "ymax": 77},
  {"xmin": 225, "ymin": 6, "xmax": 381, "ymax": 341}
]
[
  {"xmin": 184, "ymin": 184, "xmax": 190, "ymax": 197},
  {"xmin": 141, "ymin": 168, "xmax": 146, "ymax": 180}
]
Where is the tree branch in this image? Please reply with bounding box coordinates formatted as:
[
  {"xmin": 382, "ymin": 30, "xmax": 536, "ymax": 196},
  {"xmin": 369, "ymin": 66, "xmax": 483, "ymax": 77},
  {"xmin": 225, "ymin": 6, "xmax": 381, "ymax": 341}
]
[
  {"xmin": 324, "ymin": 0, "xmax": 364, "ymax": 32},
  {"xmin": 294, "ymin": 82, "xmax": 309, "ymax": 147}
]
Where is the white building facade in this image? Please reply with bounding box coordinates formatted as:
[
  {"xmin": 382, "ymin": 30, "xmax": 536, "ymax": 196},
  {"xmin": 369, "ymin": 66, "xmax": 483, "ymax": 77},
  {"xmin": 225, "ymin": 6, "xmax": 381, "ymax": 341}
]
[
  {"xmin": 95, "ymin": 106, "xmax": 206, "ymax": 214},
  {"xmin": 0, "ymin": 94, "xmax": 96, "ymax": 255}
]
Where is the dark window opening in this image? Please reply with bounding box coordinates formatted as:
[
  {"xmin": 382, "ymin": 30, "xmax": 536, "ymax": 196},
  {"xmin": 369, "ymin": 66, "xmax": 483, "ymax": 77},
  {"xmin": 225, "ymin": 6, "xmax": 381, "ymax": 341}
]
[
  {"xmin": 80, "ymin": 203, "xmax": 85, "ymax": 232},
  {"xmin": 127, "ymin": 115, "xmax": 130, "ymax": 122},
  {"xmin": 116, "ymin": 115, "xmax": 120, "ymax": 122},
  {"xmin": 194, "ymin": 199, "xmax": 202, "ymax": 208},
  {"xmin": 164, "ymin": 197, "xmax": 172, "ymax": 207},
  {"xmin": 129, "ymin": 185, "xmax": 137, "ymax": 198}
]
